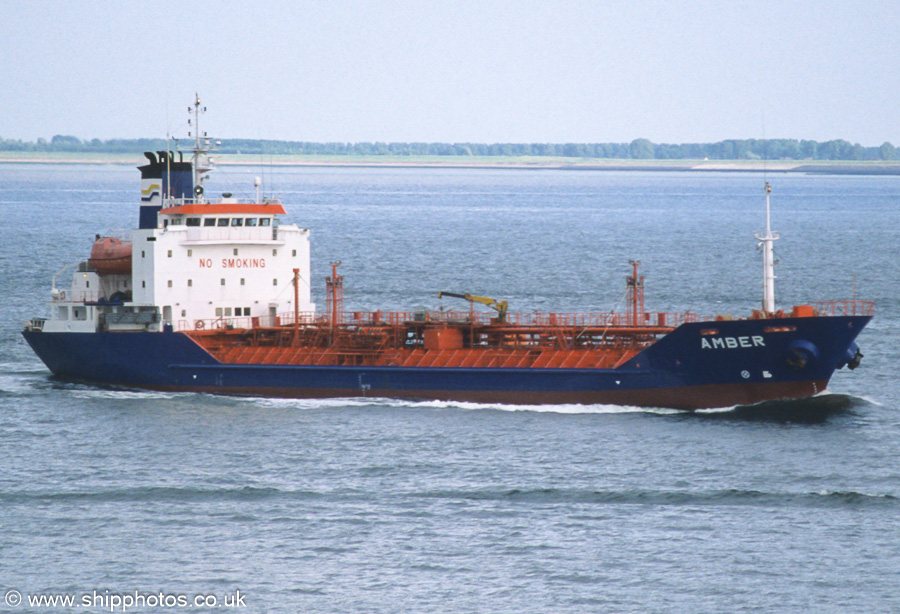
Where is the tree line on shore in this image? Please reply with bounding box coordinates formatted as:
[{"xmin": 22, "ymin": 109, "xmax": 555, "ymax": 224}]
[{"xmin": 2, "ymin": 134, "xmax": 898, "ymax": 161}]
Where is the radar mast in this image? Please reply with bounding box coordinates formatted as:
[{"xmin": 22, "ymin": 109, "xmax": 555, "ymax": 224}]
[
  {"xmin": 755, "ymin": 182, "xmax": 779, "ymax": 313},
  {"xmin": 185, "ymin": 93, "xmax": 217, "ymax": 201}
]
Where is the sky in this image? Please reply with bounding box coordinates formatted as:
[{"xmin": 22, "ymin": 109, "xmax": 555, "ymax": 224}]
[{"xmin": 1, "ymin": 0, "xmax": 898, "ymax": 146}]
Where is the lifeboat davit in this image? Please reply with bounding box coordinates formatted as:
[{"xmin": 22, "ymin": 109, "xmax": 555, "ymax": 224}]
[{"xmin": 88, "ymin": 237, "xmax": 132, "ymax": 275}]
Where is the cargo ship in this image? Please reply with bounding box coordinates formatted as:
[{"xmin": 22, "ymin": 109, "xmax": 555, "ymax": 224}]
[{"xmin": 22, "ymin": 98, "xmax": 873, "ymax": 410}]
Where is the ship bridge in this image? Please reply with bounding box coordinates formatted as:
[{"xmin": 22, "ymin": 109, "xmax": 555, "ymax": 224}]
[{"xmin": 158, "ymin": 202, "xmax": 287, "ymax": 243}]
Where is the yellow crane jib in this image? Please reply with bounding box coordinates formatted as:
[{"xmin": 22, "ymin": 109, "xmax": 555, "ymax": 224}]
[{"xmin": 438, "ymin": 291, "xmax": 509, "ymax": 322}]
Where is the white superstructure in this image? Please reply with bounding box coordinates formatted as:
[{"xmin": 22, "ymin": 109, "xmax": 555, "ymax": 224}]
[
  {"xmin": 33, "ymin": 97, "xmax": 314, "ymax": 334},
  {"xmin": 133, "ymin": 200, "xmax": 313, "ymax": 330}
]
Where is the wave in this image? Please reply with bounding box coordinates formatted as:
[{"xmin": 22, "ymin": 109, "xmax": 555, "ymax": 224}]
[
  {"xmin": 398, "ymin": 399, "xmax": 682, "ymax": 415},
  {"xmin": 415, "ymin": 487, "xmax": 900, "ymax": 509},
  {"xmin": 689, "ymin": 393, "xmax": 868, "ymax": 424},
  {"xmin": 0, "ymin": 361, "xmax": 49, "ymax": 374},
  {"xmin": 856, "ymin": 395, "xmax": 884, "ymax": 407},
  {"xmin": 246, "ymin": 393, "xmax": 873, "ymax": 423},
  {"xmin": 0, "ymin": 373, "xmax": 182, "ymax": 399},
  {"xmin": 69, "ymin": 389, "xmax": 189, "ymax": 401},
  {"xmin": 0, "ymin": 374, "xmax": 37, "ymax": 396},
  {"xmin": 0, "ymin": 485, "xmax": 319, "ymax": 505},
  {"xmin": 2, "ymin": 485, "xmax": 895, "ymax": 510},
  {"xmin": 247, "ymin": 395, "xmax": 681, "ymax": 415}
]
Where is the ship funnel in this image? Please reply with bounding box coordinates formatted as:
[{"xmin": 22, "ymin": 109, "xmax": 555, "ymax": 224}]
[{"xmin": 137, "ymin": 150, "xmax": 194, "ymax": 229}]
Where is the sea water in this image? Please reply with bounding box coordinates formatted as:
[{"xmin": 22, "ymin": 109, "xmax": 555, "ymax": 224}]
[{"xmin": 1, "ymin": 164, "xmax": 898, "ymax": 612}]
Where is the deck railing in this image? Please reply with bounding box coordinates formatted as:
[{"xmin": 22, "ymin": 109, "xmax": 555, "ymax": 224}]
[
  {"xmin": 93, "ymin": 301, "xmax": 879, "ymax": 334},
  {"xmin": 178, "ymin": 309, "xmax": 703, "ymax": 332},
  {"xmin": 810, "ymin": 300, "xmax": 875, "ymax": 317},
  {"xmin": 51, "ymin": 290, "xmax": 101, "ymax": 303}
]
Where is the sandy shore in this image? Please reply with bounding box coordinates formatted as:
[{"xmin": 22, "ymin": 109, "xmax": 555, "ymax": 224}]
[{"xmin": 1, "ymin": 152, "xmax": 898, "ymax": 174}]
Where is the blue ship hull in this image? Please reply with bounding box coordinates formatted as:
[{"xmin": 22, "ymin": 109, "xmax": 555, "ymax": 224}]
[{"xmin": 22, "ymin": 315, "xmax": 870, "ymax": 409}]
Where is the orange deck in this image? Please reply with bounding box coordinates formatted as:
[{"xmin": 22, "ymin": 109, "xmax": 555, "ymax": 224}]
[
  {"xmin": 186, "ymin": 309, "xmax": 677, "ymax": 369},
  {"xmin": 182, "ymin": 300, "xmax": 875, "ymax": 370}
]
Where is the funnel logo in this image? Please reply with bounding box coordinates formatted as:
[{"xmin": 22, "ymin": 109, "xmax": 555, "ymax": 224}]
[{"xmin": 141, "ymin": 183, "xmax": 161, "ymax": 202}]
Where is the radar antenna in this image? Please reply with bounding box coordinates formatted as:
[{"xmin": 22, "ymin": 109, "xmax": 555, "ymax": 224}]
[{"xmin": 185, "ymin": 93, "xmax": 217, "ymax": 200}]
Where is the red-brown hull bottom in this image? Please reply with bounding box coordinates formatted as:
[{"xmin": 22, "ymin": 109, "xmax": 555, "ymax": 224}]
[{"xmin": 144, "ymin": 379, "xmax": 828, "ymax": 410}]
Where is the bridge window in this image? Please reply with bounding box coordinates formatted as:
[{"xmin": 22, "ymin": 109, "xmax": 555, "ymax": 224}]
[
  {"xmin": 231, "ymin": 218, "xmax": 243, "ymax": 227},
  {"xmin": 217, "ymin": 218, "xmax": 229, "ymax": 227},
  {"xmin": 186, "ymin": 217, "xmax": 201, "ymax": 227},
  {"xmin": 203, "ymin": 218, "xmax": 215, "ymax": 227},
  {"xmin": 245, "ymin": 218, "xmax": 258, "ymax": 227},
  {"xmin": 260, "ymin": 218, "xmax": 271, "ymax": 227}
]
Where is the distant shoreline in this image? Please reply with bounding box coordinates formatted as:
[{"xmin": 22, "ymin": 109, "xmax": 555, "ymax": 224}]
[{"xmin": 2, "ymin": 152, "xmax": 899, "ymax": 174}]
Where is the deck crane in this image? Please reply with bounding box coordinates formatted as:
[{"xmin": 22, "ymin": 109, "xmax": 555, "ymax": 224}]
[{"xmin": 438, "ymin": 291, "xmax": 508, "ymax": 323}]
